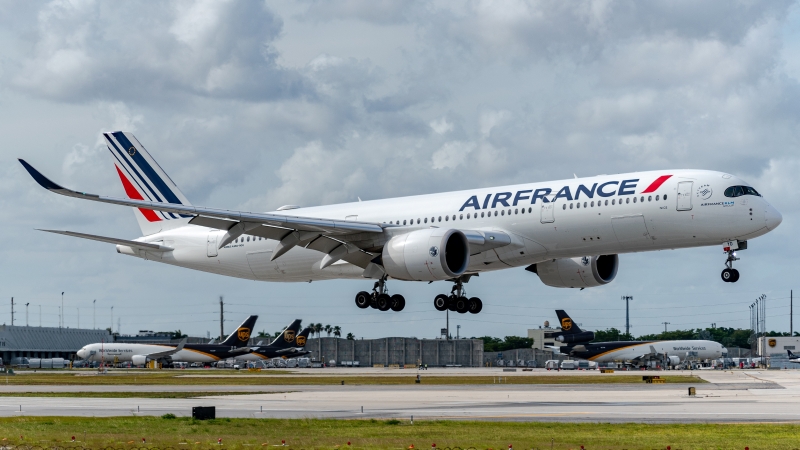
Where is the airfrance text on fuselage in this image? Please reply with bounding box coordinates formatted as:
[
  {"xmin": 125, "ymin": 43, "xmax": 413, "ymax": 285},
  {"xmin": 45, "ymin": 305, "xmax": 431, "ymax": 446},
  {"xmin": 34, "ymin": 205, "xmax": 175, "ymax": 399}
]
[{"xmin": 459, "ymin": 179, "xmax": 640, "ymax": 211}]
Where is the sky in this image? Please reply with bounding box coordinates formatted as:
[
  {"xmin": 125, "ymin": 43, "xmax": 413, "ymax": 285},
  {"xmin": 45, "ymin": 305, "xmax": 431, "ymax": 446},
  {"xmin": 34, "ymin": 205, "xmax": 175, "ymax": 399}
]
[{"xmin": 1, "ymin": 0, "xmax": 799, "ymax": 340}]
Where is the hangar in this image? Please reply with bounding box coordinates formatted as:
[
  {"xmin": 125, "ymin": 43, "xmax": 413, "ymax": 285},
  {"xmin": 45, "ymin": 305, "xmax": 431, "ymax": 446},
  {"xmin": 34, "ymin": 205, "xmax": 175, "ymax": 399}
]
[{"xmin": 0, "ymin": 324, "xmax": 111, "ymax": 362}]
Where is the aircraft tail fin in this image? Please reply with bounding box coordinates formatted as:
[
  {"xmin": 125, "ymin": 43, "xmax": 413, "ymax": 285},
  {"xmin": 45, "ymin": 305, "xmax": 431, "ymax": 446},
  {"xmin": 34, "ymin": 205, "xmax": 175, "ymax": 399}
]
[
  {"xmin": 103, "ymin": 131, "xmax": 192, "ymax": 236},
  {"xmin": 789, "ymin": 349, "xmax": 797, "ymax": 358},
  {"xmin": 221, "ymin": 315, "xmax": 258, "ymax": 347},
  {"xmin": 269, "ymin": 320, "xmax": 302, "ymax": 349},
  {"xmin": 555, "ymin": 310, "xmax": 582, "ymax": 334},
  {"xmin": 295, "ymin": 327, "xmax": 310, "ymax": 348}
]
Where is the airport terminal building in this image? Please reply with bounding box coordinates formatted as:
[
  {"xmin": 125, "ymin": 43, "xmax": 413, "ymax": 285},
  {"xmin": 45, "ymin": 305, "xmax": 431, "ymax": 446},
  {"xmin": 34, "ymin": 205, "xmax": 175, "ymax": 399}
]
[{"xmin": 0, "ymin": 325, "xmax": 112, "ymax": 362}]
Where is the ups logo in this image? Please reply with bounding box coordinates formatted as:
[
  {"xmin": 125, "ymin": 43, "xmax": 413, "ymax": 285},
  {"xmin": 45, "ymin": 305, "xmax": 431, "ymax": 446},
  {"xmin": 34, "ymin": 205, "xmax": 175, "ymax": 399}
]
[
  {"xmin": 284, "ymin": 330, "xmax": 296, "ymax": 343},
  {"xmin": 238, "ymin": 328, "xmax": 251, "ymax": 341},
  {"xmin": 296, "ymin": 335, "xmax": 307, "ymax": 346},
  {"xmin": 769, "ymin": 338, "xmax": 777, "ymax": 347},
  {"xmin": 561, "ymin": 317, "xmax": 573, "ymax": 331}
]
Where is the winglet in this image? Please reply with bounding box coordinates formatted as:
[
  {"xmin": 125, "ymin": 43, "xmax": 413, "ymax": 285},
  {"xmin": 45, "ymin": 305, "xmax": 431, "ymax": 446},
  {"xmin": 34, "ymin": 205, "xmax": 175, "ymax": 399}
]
[
  {"xmin": 18, "ymin": 159, "xmax": 64, "ymax": 191},
  {"xmin": 175, "ymin": 337, "xmax": 188, "ymax": 351}
]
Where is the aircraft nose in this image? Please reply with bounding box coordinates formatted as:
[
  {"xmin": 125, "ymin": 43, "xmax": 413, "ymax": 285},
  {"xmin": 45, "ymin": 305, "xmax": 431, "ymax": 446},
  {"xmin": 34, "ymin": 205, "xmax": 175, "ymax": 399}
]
[
  {"xmin": 76, "ymin": 348, "xmax": 86, "ymax": 359},
  {"xmin": 765, "ymin": 203, "xmax": 783, "ymax": 230}
]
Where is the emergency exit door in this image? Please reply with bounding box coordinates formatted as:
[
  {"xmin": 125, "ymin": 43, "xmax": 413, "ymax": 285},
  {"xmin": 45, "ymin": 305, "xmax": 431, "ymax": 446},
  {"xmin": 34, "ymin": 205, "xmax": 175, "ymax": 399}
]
[
  {"xmin": 677, "ymin": 181, "xmax": 693, "ymax": 211},
  {"xmin": 540, "ymin": 196, "xmax": 555, "ymax": 223},
  {"xmin": 207, "ymin": 231, "xmax": 218, "ymax": 257}
]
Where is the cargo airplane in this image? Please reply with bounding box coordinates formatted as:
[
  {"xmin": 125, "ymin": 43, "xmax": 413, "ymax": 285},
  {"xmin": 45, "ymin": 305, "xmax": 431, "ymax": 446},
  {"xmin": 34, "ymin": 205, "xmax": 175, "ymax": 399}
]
[
  {"xmin": 20, "ymin": 132, "xmax": 782, "ymax": 315},
  {"xmin": 76, "ymin": 317, "xmax": 301, "ymax": 366},
  {"xmin": 551, "ymin": 310, "xmax": 726, "ymax": 367},
  {"xmin": 236, "ymin": 327, "xmax": 312, "ymax": 361}
]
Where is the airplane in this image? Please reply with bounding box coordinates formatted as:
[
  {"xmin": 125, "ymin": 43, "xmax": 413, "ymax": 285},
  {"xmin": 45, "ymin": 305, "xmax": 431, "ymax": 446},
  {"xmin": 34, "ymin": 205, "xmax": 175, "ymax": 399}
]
[
  {"xmin": 788, "ymin": 350, "xmax": 800, "ymax": 363},
  {"xmin": 550, "ymin": 310, "xmax": 726, "ymax": 368},
  {"xmin": 76, "ymin": 317, "xmax": 298, "ymax": 366},
  {"xmin": 20, "ymin": 132, "xmax": 782, "ymax": 315},
  {"xmin": 237, "ymin": 326, "xmax": 312, "ymax": 361}
]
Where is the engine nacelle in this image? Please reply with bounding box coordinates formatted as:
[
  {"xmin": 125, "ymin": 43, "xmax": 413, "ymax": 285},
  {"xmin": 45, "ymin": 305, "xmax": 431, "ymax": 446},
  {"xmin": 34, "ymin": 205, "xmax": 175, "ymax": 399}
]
[
  {"xmin": 667, "ymin": 355, "xmax": 681, "ymax": 367},
  {"xmin": 531, "ymin": 255, "xmax": 619, "ymax": 288},
  {"xmin": 556, "ymin": 331, "xmax": 595, "ymax": 343},
  {"xmin": 131, "ymin": 355, "xmax": 148, "ymax": 366},
  {"xmin": 382, "ymin": 228, "xmax": 469, "ymax": 281}
]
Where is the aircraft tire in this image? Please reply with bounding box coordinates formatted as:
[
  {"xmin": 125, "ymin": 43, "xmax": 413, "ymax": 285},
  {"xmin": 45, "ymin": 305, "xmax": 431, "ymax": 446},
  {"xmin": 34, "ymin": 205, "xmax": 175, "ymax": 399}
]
[
  {"xmin": 433, "ymin": 294, "xmax": 448, "ymax": 311},
  {"xmin": 721, "ymin": 268, "xmax": 734, "ymax": 282},
  {"xmin": 390, "ymin": 294, "xmax": 405, "ymax": 312},
  {"xmin": 468, "ymin": 297, "xmax": 482, "ymax": 314},
  {"xmin": 377, "ymin": 293, "xmax": 392, "ymax": 311},
  {"xmin": 447, "ymin": 295, "xmax": 458, "ymax": 311},
  {"xmin": 355, "ymin": 291, "xmax": 371, "ymax": 309},
  {"xmin": 455, "ymin": 296, "xmax": 469, "ymax": 314},
  {"xmin": 730, "ymin": 269, "xmax": 740, "ymax": 282}
]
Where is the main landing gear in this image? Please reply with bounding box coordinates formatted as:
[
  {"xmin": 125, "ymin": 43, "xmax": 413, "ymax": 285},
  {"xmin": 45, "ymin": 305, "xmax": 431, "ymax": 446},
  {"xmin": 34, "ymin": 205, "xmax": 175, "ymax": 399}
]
[
  {"xmin": 354, "ymin": 276, "xmax": 405, "ymax": 312},
  {"xmin": 433, "ymin": 278, "xmax": 482, "ymax": 314},
  {"xmin": 721, "ymin": 247, "xmax": 740, "ymax": 283}
]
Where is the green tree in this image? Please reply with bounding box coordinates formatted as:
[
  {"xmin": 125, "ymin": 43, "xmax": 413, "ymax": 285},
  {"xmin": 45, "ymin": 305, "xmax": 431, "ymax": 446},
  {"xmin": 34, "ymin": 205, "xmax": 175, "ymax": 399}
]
[
  {"xmin": 473, "ymin": 336, "xmax": 532, "ymax": 352},
  {"xmin": 346, "ymin": 332, "xmax": 355, "ymax": 340},
  {"xmin": 333, "ymin": 326, "xmax": 341, "ymax": 338},
  {"xmin": 324, "ymin": 324, "xmax": 332, "ymax": 337},
  {"xmin": 170, "ymin": 329, "xmax": 187, "ymax": 339}
]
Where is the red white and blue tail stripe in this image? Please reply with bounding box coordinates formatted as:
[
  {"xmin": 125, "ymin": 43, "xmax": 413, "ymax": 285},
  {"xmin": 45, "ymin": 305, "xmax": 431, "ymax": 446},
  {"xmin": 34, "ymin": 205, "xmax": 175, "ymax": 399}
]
[{"xmin": 103, "ymin": 132, "xmax": 191, "ymax": 234}]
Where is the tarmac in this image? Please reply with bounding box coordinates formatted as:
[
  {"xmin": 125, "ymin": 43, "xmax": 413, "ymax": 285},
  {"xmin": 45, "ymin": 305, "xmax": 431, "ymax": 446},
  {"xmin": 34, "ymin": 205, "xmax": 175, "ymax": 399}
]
[{"xmin": 0, "ymin": 368, "xmax": 798, "ymax": 423}]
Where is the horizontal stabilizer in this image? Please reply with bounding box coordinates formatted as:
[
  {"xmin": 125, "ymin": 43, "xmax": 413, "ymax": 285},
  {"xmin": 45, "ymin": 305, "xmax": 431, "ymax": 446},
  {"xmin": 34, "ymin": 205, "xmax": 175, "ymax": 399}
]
[{"xmin": 38, "ymin": 229, "xmax": 173, "ymax": 252}]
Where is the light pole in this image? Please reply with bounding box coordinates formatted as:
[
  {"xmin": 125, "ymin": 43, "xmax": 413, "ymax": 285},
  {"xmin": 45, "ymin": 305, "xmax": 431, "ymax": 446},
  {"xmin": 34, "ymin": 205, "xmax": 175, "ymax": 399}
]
[
  {"xmin": 93, "ymin": 300, "xmax": 96, "ymax": 329},
  {"xmin": 110, "ymin": 306, "xmax": 114, "ymax": 333},
  {"xmin": 662, "ymin": 322, "xmax": 670, "ymax": 334},
  {"xmin": 25, "ymin": 303, "xmax": 29, "ymax": 326},
  {"xmin": 621, "ymin": 296, "xmax": 633, "ymax": 337},
  {"xmin": 61, "ymin": 292, "xmax": 64, "ymax": 329},
  {"xmin": 457, "ymin": 324, "xmax": 461, "ymax": 340}
]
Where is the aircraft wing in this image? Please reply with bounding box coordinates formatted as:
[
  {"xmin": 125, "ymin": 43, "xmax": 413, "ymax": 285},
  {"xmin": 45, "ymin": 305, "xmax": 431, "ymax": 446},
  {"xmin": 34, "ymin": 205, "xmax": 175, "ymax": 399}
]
[
  {"xmin": 19, "ymin": 159, "xmax": 512, "ymax": 269},
  {"xmin": 38, "ymin": 230, "xmax": 174, "ymax": 252},
  {"xmin": 145, "ymin": 338, "xmax": 187, "ymax": 359}
]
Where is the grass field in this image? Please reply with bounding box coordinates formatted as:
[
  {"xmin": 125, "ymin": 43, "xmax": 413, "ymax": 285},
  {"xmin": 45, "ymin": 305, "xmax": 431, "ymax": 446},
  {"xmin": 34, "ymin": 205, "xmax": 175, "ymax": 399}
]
[
  {"xmin": 0, "ymin": 417, "xmax": 794, "ymax": 449},
  {"xmin": 0, "ymin": 372, "xmax": 704, "ymax": 385}
]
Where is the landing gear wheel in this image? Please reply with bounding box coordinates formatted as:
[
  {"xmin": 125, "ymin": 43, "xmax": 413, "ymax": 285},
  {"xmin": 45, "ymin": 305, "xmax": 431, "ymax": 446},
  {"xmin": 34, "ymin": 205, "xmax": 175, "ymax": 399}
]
[
  {"xmin": 390, "ymin": 294, "xmax": 406, "ymax": 312},
  {"xmin": 468, "ymin": 297, "xmax": 482, "ymax": 314},
  {"xmin": 434, "ymin": 294, "xmax": 448, "ymax": 311},
  {"xmin": 721, "ymin": 268, "xmax": 734, "ymax": 283},
  {"xmin": 355, "ymin": 291, "xmax": 371, "ymax": 309},
  {"xmin": 730, "ymin": 269, "xmax": 740, "ymax": 282},
  {"xmin": 447, "ymin": 295, "xmax": 458, "ymax": 311},
  {"xmin": 376, "ymin": 293, "xmax": 392, "ymax": 311},
  {"xmin": 455, "ymin": 296, "xmax": 469, "ymax": 314}
]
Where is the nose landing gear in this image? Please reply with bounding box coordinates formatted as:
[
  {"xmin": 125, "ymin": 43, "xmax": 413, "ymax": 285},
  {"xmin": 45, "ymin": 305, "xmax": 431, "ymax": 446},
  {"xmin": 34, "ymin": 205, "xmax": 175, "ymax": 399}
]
[
  {"xmin": 354, "ymin": 277, "xmax": 405, "ymax": 312},
  {"xmin": 721, "ymin": 246, "xmax": 740, "ymax": 283},
  {"xmin": 432, "ymin": 278, "xmax": 482, "ymax": 314}
]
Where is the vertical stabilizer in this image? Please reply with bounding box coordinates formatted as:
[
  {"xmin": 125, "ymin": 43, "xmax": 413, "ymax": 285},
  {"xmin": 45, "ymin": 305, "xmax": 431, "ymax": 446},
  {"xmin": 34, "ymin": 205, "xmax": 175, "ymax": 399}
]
[
  {"xmin": 269, "ymin": 320, "xmax": 302, "ymax": 349},
  {"xmin": 555, "ymin": 310, "xmax": 583, "ymax": 334},
  {"xmin": 103, "ymin": 132, "xmax": 191, "ymax": 236},
  {"xmin": 221, "ymin": 315, "xmax": 258, "ymax": 347}
]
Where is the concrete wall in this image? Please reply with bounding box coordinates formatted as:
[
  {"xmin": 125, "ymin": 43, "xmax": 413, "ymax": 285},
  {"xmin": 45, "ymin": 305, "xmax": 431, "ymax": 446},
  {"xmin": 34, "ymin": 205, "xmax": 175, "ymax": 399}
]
[
  {"xmin": 306, "ymin": 337, "xmax": 483, "ymax": 367},
  {"xmin": 482, "ymin": 347, "xmax": 566, "ymax": 367},
  {"xmin": 0, "ymin": 325, "xmax": 112, "ymax": 360}
]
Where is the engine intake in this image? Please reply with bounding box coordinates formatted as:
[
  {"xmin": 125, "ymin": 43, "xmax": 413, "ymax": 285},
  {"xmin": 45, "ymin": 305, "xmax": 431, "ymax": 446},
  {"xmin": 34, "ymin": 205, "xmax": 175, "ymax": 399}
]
[
  {"xmin": 131, "ymin": 355, "xmax": 147, "ymax": 366},
  {"xmin": 382, "ymin": 228, "xmax": 469, "ymax": 281},
  {"xmin": 529, "ymin": 254, "xmax": 619, "ymax": 288}
]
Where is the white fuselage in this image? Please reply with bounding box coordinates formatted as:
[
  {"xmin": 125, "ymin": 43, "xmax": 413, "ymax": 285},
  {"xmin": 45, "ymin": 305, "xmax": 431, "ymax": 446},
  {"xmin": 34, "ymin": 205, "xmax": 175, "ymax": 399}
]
[
  {"xmin": 77, "ymin": 343, "xmax": 221, "ymax": 363},
  {"xmin": 587, "ymin": 340, "xmax": 726, "ymax": 363},
  {"xmin": 117, "ymin": 170, "xmax": 781, "ymax": 283}
]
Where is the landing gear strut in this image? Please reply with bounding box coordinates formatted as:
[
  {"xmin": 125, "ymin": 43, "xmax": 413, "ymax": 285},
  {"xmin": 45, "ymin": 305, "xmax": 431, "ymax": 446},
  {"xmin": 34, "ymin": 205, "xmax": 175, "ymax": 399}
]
[
  {"xmin": 721, "ymin": 247, "xmax": 740, "ymax": 283},
  {"xmin": 433, "ymin": 277, "xmax": 482, "ymax": 314},
  {"xmin": 354, "ymin": 276, "xmax": 405, "ymax": 312}
]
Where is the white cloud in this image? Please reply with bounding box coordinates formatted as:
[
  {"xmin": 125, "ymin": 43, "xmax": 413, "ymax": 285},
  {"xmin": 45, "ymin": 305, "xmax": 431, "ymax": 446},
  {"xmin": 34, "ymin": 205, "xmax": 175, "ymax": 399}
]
[{"xmin": 431, "ymin": 141, "xmax": 476, "ymax": 170}]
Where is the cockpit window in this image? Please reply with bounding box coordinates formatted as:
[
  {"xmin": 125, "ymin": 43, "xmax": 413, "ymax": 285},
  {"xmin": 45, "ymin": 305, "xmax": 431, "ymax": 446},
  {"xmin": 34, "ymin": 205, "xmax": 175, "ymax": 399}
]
[{"xmin": 724, "ymin": 185, "xmax": 761, "ymax": 198}]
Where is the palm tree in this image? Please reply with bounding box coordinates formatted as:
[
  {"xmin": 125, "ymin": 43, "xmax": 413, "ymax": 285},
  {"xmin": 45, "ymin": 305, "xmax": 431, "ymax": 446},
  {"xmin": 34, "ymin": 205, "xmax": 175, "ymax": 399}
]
[
  {"xmin": 312, "ymin": 323, "xmax": 323, "ymax": 338},
  {"xmin": 346, "ymin": 332, "xmax": 355, "ymax": 340},
  {"xmin": 333, "ymin": 326, "xmax": 341, "ymax": 338},
  {"xmin": 324, "ymin": 324, "xmax": 332, "ymax": 337}
]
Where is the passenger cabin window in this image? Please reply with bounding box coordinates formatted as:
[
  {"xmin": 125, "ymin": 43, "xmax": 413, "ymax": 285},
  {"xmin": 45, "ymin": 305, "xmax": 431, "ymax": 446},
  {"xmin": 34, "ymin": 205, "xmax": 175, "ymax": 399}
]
[{"xmin": 724, "ymin": 186, "xmax": 761, "ymax": 197}]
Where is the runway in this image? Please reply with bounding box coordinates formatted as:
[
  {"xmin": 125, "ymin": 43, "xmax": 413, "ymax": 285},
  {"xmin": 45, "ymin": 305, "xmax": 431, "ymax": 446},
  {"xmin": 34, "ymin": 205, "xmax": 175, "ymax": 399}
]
[{"xmin": 0, "ymin": 369, "xmax": 798, "ymax": 423}]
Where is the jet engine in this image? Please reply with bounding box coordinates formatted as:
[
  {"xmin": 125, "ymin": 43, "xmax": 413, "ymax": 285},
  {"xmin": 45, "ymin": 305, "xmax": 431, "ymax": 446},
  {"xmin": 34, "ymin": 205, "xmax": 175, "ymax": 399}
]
[
  {"xmin": 667, "ymin": 355, "xmax": 681, "ymax": 367},
  {"xmin": 131, "ymin": 355, "xmax": 148, "ymax": 366},
  {"xmin": 382, "ymin": 228, "xmax": 469, "ymax": 281},
  {"xmin": 528, "ymin": 254, "xmax": 619, "ymax": 288},
  {"xmin": 556, "ymin": 331, "xmax": 596, "ymax": 343}
]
